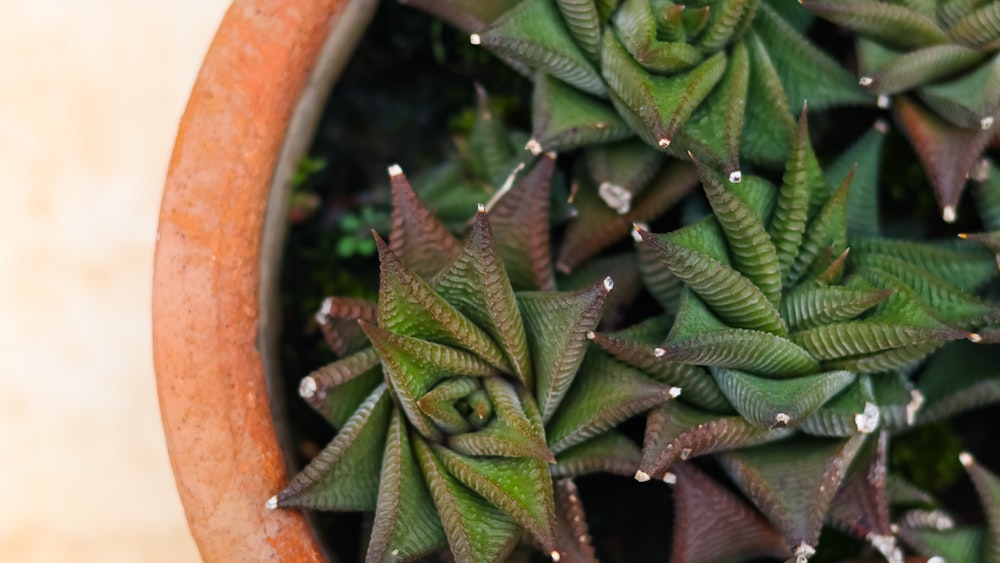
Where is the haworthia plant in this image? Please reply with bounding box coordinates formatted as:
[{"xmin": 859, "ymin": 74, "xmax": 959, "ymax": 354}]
[
  {"xmin": 408, "ymin": 0, "xmax": 868, "ymax": 184},
  {"xmin": 270, "ymin": 164, "xmax": 678, "ymax": 562},
  {"xmin": 594, "ymin": 111, "xmax": 1000, "ymax": 560},
  {"xmin": 804, "ymin": 0, "xmax": 1000, "ymax": 222}
]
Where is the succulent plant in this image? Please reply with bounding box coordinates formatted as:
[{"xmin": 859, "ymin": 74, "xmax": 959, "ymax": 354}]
[
  {"xmin": 588, "ymin": 110, "xmax": 1000, "ymax": 560},
  {"xmin": 803, "ymin": 0, "xmax": 1000, "ymax": 223},
  {"xmin": 269, "ymin": 161, "xmax": 679, "ymax": 562},
  {"xmin": 406, "ymin": 0, "xmax": 869, "ymax": 182}
]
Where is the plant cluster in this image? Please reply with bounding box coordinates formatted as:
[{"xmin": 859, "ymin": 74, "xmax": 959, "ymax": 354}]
[{"xmin": 271, "ymin": 1, "xmax": 1000, "ymax": 562}]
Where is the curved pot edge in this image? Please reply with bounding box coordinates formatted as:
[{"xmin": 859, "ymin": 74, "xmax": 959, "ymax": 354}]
[{"xmin": 152, "ymin": 0, "xmax": 367, "ymax": 559}]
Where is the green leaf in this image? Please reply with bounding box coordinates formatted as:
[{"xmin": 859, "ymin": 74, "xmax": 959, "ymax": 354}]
[
  {"xmin": 711, "ymin": 367, "xmax": 856, "ymax": 429},
  {"xmin": 825, "ymin": 121, "xmax": 887, "ymax": 238},
  {"xmin": 431, "ymin": 443, "xmax": 558, "ymax": 554},
  {"xmin": 899, "ymin": 526, "xmax": 985, "ymax": 563},
  {"xmin": 668, "ymin": 462, "xmax": 791, "ymax": 563},
  {"xmin": 360, "ymin": 321, "xmax": 500, "ymax": 440},
  {"xmin": 546, "ymin": 349, "xmax": 678, "ymax": 454},
  {"xmin": 695, "ymin": 155, "xmax": 782, "ymax": 308},
  {"xmin": 367, "ymin": 409, "xmax": 448, "ymax": 562},
  {"xmin": 973, "ymin": 159, "xmax": 1000, "ymax": 230},
  {"xmin": 916, "ymin": 340, "xmax": 1000, "ymax": 425},
  {"xmin": 589, "ymin": 324, "xmax": 733, "ymax": 412},
  {"xmin": 799, "ymin": 379, "xmax": 874, "ymax": 437},
  {"xmin": 612, "ymin": 0, "xmax": 704, "ymax": 73},
  {"xmin": 674, "ymin": 39, "xmax": 750, "ymax": 179},
  {"xmin": 434, "ymin": 209, "xmax": 533, "ymax": 384},
  {"xmin": 919, "ymin": 54, "xmax": 1000, "ymax": 131},
  {"xmin": 519, "ymin": 278, "xmax": 610, "ymax": 421},
  {"xmin": 550, "ymin": 431, "xmax": 643, "ymax": 478},
  {"xmin": 860, "ymin": 43, "xmax": 983, "ymax": 95},
  {"xmin": 786, "ymin": 168, "xmax": 853, "ymax": 287},
  {"xmin": 781, "ymin": 286, "xmax": 891, "ymax": 331},
  {"xmin": 448, "ymin": 377, "xmax": 555, "ymax": 462},
  {"xmin": 856, "ymin": 261, "xmax": 1000, "ymax": 329},
  {"xmin": 479, "ymin": 0, "xmax": 607, "ymax": 96},
  {"xmin": 697, "ymin": 0, "xmax": 758, "ymax": 53},
  {"xmin": 754, "ymin": 3, "xmax": 871, "ymax": 111},
  {"xmin": 659, "ymin": 291, "xmax": 818, "ymax": 377},
  {"xmin": 417, "ymin": 377, "xmax": 484, "ymax": 434},
  {"xmin": 790, "ymin": 320, "xmax": 967, "ymax": 361},
  {"xmin": 530, "ymin": 74, "xmax": 632, "ymax": 153},
  {"xmin": 638, "ymin": 227, "xmax": 788, "ymax": 335},
  {"xmin": 601, "ymin": 31, "xmax": 726, "ymax": 148},
  {"xmin": 387, "ymin": 166, "xmax": 463, "ymax": 279},
  {"xmin": 849, "ymin": 236, "xmax": 998, "ymax": 291},
  {"xmin": 770, "ymin": 109, "xmax": 819, "ymax": 283},
  {"xmin": 374, "ymin": 234, "xmax": 511, "ymax": 372},
  {"xmin": 275, "ymin": 384, "xmax": 392, "ymax": 511},
  {"xmin": 468, "ymin": 83, "xmax": 518, "ymax": 185},
  {"xmin": 740, "ymin": 33, "xmax": 796, "ymax": 167},
  {"xmin": 637, "ymin": 401, "xmax": 794, "ymax": 480},
  {"xmin": 555, "ymin": 0, "xmax": 603, "ymax": 62},
  {"xmin": 804, "ymin": 0, "xmax": 948, "ymax": 49},
  {"xmin": 718, "ymin": 435, "xmax": 867, "ymax": 552},
  {"xmin": 413, "ymin": 434, "xmax": 522, "ymax": 563},
  {"xmin": 947, "ymin": 2, "xmax": 1000, "ymax": 49}
]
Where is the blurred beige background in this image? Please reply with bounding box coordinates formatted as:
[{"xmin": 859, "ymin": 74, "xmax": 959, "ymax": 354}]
[{"xmin": 0, "ymin": 2, "xmax": 231, "ymax": 561}]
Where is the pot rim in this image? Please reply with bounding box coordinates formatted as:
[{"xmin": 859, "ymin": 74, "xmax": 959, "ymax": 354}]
[{"xmin": 152, "ymin": 0, "xmax": 377, "ymax": 559}]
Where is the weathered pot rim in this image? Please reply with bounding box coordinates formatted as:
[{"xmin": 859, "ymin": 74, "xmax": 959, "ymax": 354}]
[{"xmin": 152, "ymin": 0, "xmax": 376, "ymax": 559}]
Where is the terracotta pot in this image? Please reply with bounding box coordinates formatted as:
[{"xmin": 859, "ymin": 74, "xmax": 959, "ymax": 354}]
[{"xmin": 153, "ymin": 0, "xmax": 378, "ymax": 559}]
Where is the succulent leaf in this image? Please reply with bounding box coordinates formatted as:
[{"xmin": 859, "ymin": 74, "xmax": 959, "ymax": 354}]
[
  {"xmin": 668, "ymin": 461, "xmax": 791, "ymax": 563},
  {"xmin": 753, "ymin": 3, "xmax": 871, "ymax": 111},
  {"xmin": 824, "ymin": 122, "xmax": 888, "ymax": 238},
  {"xmin": 550, "ymin": 430, "xmax": 643, "ymax": 478},
  {"xmin": 545, "ymin": 348, "xmax": 678, "ymax": 453},
  {"xmin": 586, "ymin": 139, "xmax": 664, "ymax": 214},
  {"xmin": 276, "ymin": 384, "xmax": 392, "ymax": 511},
  {"xmin": 781, "ymin": 286, "xmax": 892, "ymax": 332},
  {"xmin": 589, "ymin": 320, "xmax": 733, "ymax": 412},
  {"xmin": 367, "ymin": 409, "xmax": 448, "ymax": 562},
  {"xmin": 486, "ymin": 153, "xmax": 559, "ymax": 291},
  {"xmin": 413, "ymin": 434, "xmax": 522, "ymax": 563},
  {"xmin": 638, "ymin": 227, "xmax": 788, "ymax": 335},
  {"xmin": 431, "ymin": 443, "xmax": 559, "ymax": 553},
  {"xmin": 388, "ymin": 167, "xmax": 463, "ymax": 279},
  {"xmin": 711, "ymin": 367, "xmax": 856, "ymax": 429},
  {"xmin": 718, "ymin": 435, "xmax": 866, "ymax": 552},
  {"xmin": 519, "ymin": 278, "xmax": 611, "ymax": 421},
  {"xmin": 480, "ymin": 0, "xmax": 608, "ymax": 97},
  {"xmin": 915, "ymin": 340, "xmax": 1000, "ymax": 425},
  {"xmin": 551, "ymin": 478, "xmax": 599, "ymax": 563},
  {"xmin": 434, "ymin": 209, "xmax": 533, "ymax": 384},
  {"xmin": 530, "ymin": 73, "xmax": 633, "ymax": 153},
  {"xmin": 961, "ymin": 452, "xmax": 1000, "ymax": 562},
  {"xmin": 803, "ymin": 1, "xmax": 948, "ymax": 49},
  {"xmin": 638, "ymin": 401, "xmax": 794, "ymax": 479}
]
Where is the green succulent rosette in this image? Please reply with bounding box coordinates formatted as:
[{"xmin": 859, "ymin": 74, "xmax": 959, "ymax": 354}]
[
  {"xmin": 408, "ymin": 0, "xmax": 868, "ymax": 180},
  {"xmin": 803, "ymin": 0, "xmax": 1000, "ymax": 222},
  {"xmin": 594, "ymin": 111, "xmax": 1000, "ymax": 560},
  {"xmin": 269, "ymin": 162, "xmax": 677, "ymax": 563}
]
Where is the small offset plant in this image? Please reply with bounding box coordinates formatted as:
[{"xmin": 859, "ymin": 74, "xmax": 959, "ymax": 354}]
[
  {"xmin": 271, "ymin": 1, "xmax": 1000, "ymax": 561},
  {"xmin": 270, "ymin": 163, "xmax": 677, "ymax": 562}
]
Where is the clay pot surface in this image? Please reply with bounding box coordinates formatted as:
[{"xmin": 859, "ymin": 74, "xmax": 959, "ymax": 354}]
[{"xmin": 153, "ymin": 0, "xmax": 357, "ymax": 559}]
